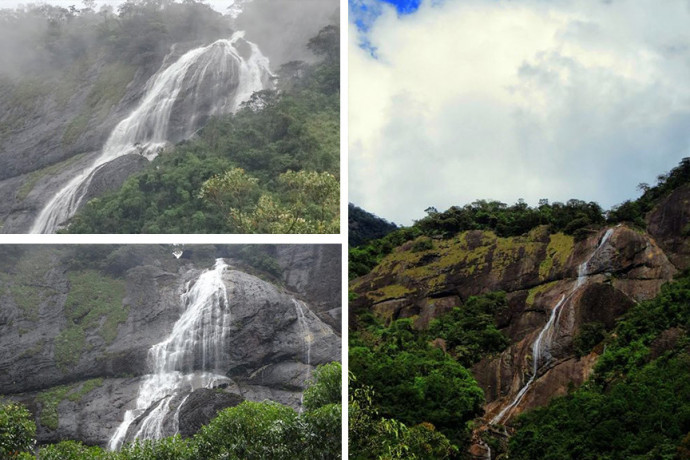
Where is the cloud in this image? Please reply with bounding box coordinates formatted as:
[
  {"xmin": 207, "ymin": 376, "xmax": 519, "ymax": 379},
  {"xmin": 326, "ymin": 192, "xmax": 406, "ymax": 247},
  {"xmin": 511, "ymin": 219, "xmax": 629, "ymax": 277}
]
[{"xmin": 349, "ymin": 0, "xmax": 690, "ymax": 225}]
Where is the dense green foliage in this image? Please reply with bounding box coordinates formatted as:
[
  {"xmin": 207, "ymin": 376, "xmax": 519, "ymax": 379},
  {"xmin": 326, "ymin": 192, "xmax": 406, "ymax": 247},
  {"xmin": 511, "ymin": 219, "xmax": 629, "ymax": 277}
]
[
  {"xmin": 64, "ymin": 24, "xmax": 339, "ymax": 234},
  {"xmin": 0, "ymin": 403, "xmax": 36, "ymax": 458},
  {"xmin": 349, "ymin": 383, "xmax": 456, "ymax": 460},
  {"xmin": 348, "ymin": 203, "xmax": 398, "ymax": 247},
  {"xmin": 303, "ymin": 362, "xmax": 343, "ymax": 411},
  {"xmin": 349, "ymin": 199, "xmax": 605, "ymax": 278},
  {"xmin": 349, "ymin": 293, "xmax": 510, "ymax": 456},
  {"xmin": 508, "ymin": 272, "xmax": 690, "ymax": 459},
  {"xmin": 350, "ymin": 158, "xmax": 690, "ymax": 278},
  {"xmin": 15, "ymin": 362, "xmax": 340, "ymax": 459},
  {"xmin": 427, "ymin": 292, "xmax": 510, "ymax": 367}
]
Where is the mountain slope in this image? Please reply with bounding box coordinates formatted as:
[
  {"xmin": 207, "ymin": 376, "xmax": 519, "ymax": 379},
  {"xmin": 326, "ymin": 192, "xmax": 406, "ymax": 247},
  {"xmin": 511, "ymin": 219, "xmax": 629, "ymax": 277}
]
[
  {"xmin": 0, "ymin": 1, "xmax": 339, "ymax": 234},
  {"xmin": 0, "ymin": 245, "xmax": 341, "ymax": 448},
  {"xmin": 349, "ymin": 159, "xmax": 690, "ymax": 458}
]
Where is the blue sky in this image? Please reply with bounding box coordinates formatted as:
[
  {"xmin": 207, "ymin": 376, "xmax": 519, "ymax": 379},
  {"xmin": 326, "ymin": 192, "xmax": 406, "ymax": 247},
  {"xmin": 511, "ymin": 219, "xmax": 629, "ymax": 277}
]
[
  {"xmin": 349, "ymin": 0, "xmax": 690, "ymax": 225},
  {"xmin": 352, "ymin": 0, "xmax": 421, "ymax": 29}
]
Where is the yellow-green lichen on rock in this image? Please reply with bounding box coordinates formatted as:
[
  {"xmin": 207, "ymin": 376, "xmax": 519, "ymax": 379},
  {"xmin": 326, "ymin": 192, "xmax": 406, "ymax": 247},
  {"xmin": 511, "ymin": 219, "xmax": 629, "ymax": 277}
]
[
  {"xmin": 539, "ymin": 233, "xmax": 574, "ymax": 280},
  {"xmin": 357, "ymin": 229, "xmax": 557, "ymax": 302},
  {"xmin": 366, "ymin": 284, "xmax": 415, "ymax": 302},
  {"xmin": 490, "ymin": 234, "xmax": 542, "ymax": 279},
  {"xmin": 525, "ymin": 280, "xmax": 560, "ymax": 307}
]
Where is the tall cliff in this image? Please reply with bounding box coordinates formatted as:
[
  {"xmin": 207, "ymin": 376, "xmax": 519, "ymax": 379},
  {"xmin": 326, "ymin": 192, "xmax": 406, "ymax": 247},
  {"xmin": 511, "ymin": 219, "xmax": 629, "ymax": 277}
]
[
  {"xmin": 0, "ymin": 0, "xmax": 339, "ymax": 234},
  {"xmin": 349, "ymin": 175, "xmax": 690, "ymax": 457},
  {"xmin": 0, "ymin": 244, "xmax": 341, "ymax": 448}
]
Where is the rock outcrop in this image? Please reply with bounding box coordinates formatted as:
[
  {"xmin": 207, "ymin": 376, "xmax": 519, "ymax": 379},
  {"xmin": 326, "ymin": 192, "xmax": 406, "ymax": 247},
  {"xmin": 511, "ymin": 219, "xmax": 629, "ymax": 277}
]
[
  {"xmin": 351, "ymin": 223, "xmax": 678, "ymax": 428},
  {"xmin": 0, "ymin": 245, "xmax": 341, "ymax": 447}
]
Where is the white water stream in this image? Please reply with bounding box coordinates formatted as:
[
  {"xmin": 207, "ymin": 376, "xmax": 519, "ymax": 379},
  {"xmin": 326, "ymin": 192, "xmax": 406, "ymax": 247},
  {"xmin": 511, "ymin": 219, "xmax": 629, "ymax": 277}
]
[
  {"xmin": 293, "ymin": 299, "xmax": 313, "ymax": 413},
  {"xmin": 31, "ymin": 31, "xmax": 272, "ymax": 234},
  {"xmin": 108, "ymin": 259, "xmax": 233, "ymax": 450},
  {"xmin": 490, "ymin": 229, "xmax": 614, "ymax": 425}
]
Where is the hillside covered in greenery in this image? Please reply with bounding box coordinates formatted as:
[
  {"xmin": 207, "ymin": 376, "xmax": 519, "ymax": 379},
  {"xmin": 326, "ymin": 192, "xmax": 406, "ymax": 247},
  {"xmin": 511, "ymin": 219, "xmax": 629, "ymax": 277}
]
[
  {"xmin": 0, "ymin": 0, "xmax": 339, "ymax": 234},
  {"xmin": 350, "ymin": 157, "xmax": 690, "ymax": 278},
  {"xmin": 349, "ymin": 158, "xmax": 690, "ymax": 459},
  {"xmin": 508, "ymin": 272, "xmax": 690, "ymax": 459},
  {"xmin": 64, "ymin": 23, "xmax": 339, "ymax": 234},
  {"xmin": 348, "ymin": 203, "xmax": 398, "ymax": 247}
]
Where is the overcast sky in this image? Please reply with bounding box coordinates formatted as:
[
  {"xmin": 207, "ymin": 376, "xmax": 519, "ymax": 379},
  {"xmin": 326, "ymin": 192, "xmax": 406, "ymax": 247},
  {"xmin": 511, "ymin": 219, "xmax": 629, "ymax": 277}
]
[
  {"xmin": 350, "ymin": 0, "xmax": 690, "ymax": 225},
  {"xmin": 0, "ymin": 0, "xmax": 237, "ymax": 13}
]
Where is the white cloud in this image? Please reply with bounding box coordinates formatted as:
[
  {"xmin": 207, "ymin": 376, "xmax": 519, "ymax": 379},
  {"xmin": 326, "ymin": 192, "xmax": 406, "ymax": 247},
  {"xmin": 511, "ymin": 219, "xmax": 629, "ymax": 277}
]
[{"xmin": 350, "ymin": 0, "xmax": 690, "ymax": 225}]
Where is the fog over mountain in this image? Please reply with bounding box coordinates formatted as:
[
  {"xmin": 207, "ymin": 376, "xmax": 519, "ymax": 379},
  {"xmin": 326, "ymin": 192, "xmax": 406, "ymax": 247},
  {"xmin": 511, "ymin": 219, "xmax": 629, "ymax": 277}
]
[{"xmin": 0, "ymin": 0, "xmax": 339, "ymax": 233}]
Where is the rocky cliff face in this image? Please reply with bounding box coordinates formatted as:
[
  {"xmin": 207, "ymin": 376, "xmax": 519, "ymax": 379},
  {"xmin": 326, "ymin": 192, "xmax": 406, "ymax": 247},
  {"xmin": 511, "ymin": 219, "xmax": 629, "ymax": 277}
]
[
  {"xmin": 0, "ymin": 245, "xmax": 341, "ymax": 447},
  {"xmin": 350, "ymin": 187, "xmax": 689, "ymax": 437},
  {"xmin": 0, "ymin": 57, "xmax": 162, "ymax": 233}
]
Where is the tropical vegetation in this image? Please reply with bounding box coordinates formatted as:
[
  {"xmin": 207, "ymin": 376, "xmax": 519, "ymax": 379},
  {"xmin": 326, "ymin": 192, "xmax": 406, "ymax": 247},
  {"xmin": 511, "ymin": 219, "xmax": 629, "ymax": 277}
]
[{"xmin": 0, "ymin": 362, "xmax": 341, "ymax": 459}]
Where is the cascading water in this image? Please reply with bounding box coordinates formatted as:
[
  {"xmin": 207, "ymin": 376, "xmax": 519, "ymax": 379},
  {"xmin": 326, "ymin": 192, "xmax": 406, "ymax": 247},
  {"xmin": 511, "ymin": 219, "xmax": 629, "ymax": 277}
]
[
  {"xmin": 108, "ymin": 259, "xmax": 233, "ymax": 450},
  {"xmin": 30, "ymin": 31, "xmax": 273, "ymax": 234},
  {"xmin": 490, "ymin": 228, "xmax": 614, "ymax": 425},
  {"xmin": 293, "ymin": 299, "xmax": 313, "ymax": 413}
]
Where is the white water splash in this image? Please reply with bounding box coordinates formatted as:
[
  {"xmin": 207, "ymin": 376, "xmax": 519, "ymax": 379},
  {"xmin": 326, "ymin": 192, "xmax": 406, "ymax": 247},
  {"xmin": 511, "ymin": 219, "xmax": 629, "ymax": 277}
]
[
  {"xmin": 108, "ymin": 259, "xmax": 232, "ymax": 450},
  {"xmin": 31, "ymin": 32, "xmax": 273, "ymax": 234},
  {"xmin": 293, "ymin": 299, "xmax": 313, "ymax": 413},
  {"xmin": 490, "ymin": 228, "xmax": 614, "ymax": 425}
]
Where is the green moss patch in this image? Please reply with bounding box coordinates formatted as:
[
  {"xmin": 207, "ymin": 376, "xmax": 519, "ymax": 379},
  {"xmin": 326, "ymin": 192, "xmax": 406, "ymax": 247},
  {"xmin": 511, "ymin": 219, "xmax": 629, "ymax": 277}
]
[
  {"xmin": 3, "ymin": 249, "xmax": 56, "ymax": 321},
  {"xmin": 55, "ymin": 270, "xmax": 128, "ymax": 370},
  {"xmin": 367, "ymin": 284, "xmax": 414, "ymax": 302},
  {"xmin": 363, "ymin": 230, "xmax": 547, "ymax": 300},
  {"xmin": 54, "ymin": 326, "xmax": 87, "ymax": 370},
  {"xmin": 36, "ymin": 378, "xmax": 104, "ymax": 430}
]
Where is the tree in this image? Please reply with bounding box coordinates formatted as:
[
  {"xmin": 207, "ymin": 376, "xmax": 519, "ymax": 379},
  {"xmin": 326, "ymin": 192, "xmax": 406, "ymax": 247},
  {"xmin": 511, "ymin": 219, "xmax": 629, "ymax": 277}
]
[
  {"xmin": 199, "ymin": 168, "xmax": 260, "ymax": 229},
  {"xmin": 201, "ymin": 169, "xmax": 339, "ymax": 234},
  {"xmin": 193, "ymin": 401, "xmax": 300, "ymax": 459},
  {"xmin": 307, "ymin": 24, "xmax": 339, "ymax": 62},
  {"xmin": 37, "ymin": 440, "xmax": 106, "ymax": 460},
  {"xmin": 0, "ymin": 403, "xmax": 36, "ymax": 458},
  {"xmin": 303, "ymin": 362, "xmax": 342, "ymax": 411}
]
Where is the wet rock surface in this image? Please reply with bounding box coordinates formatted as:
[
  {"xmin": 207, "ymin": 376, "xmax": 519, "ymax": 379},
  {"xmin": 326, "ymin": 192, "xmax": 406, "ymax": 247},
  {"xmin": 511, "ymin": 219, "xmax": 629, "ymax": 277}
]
[
  {"xmin": 177, "ymin": 389, "xmax": 244, "ymax": 438},
  {"xmin": 0, "ymin": 58, "xmax": 156, "ymax": 233},
  {"xmin": 81, "ymin": 154, "xmax": 150, "ymax": 205},
  {"xmin": 0, "ymin": 245, "xmax": 340, "ymax": 447}
]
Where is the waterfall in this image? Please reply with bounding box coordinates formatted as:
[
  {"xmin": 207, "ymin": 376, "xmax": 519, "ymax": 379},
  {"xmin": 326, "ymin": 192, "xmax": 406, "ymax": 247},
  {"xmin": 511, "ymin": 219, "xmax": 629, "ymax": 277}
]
[
  {"xmin": 477, "ymin": 438, "xmax": 492, "ymax": 459},
  {"xmin": 490, "ymin": 228, "xmax": 614, "ymax": 425},
  {"xmin": 108, "ymin": 259, "xmax": 232, "ymax": 450},
  {"xmin": 30, "ymin": 31, "xmax": 273, "ymax": 234},
  {"xmin": 293, "ymin": 299, "xmax": 313, "ymax": 413}
]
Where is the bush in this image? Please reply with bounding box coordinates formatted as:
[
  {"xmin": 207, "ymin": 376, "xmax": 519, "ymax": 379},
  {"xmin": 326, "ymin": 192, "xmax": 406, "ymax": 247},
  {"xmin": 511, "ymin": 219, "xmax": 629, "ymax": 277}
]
[
  {"xmin": 193, "ymin": 401, "xmax": 300, "ymax": 459},
  {"xmin": 0, "ymin": 403, "xmax": 36, "ymax": 458},
  {"xmin": 37, "ymin": 440, "xmax": 105, "ymax": 460},
  {"xmin": 572, "ymin": 322, "xmax": 606, "ymax": 357},
  {"xmin": 303, "ymin": 362, "xmax": 342, "ymax": 411}
]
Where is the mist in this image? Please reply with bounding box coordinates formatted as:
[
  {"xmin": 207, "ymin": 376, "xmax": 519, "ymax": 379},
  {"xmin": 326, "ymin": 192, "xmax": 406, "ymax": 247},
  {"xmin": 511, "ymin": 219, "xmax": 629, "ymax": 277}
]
[{"xmin": 234, "ymin": 0, "xmax": 339, "ymax": 66}]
